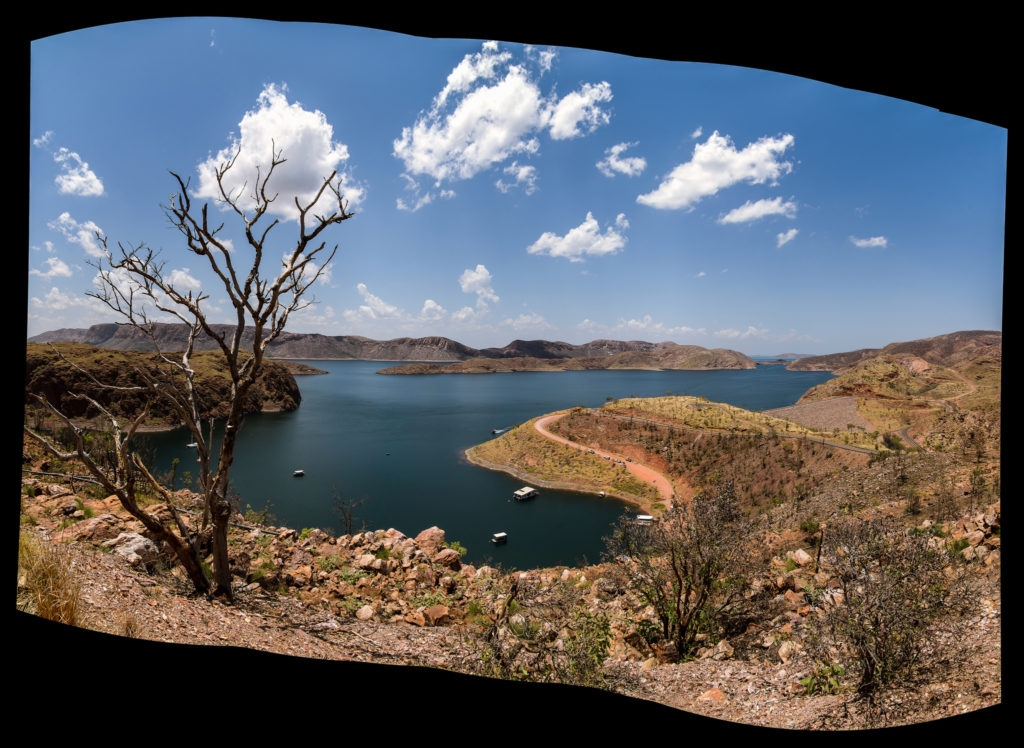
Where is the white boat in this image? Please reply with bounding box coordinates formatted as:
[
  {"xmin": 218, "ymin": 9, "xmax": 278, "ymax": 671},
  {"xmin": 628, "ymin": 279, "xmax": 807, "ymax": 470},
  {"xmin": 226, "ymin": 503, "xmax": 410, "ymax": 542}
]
[
  {"xmin": 634, "ymin": 514, "xmax": 654, "ymax": 525},
  {"xmin": 293, "ymin": 470, "xmax": 305, "ymax": 477},
  {"xmin": 491, "ymin": 532, "xmax": 508, "ymax": 544},
  {"xmin": 186, "ymin": 442, "xmax": 198, "ymax": 448},
  {"xmin": 513, "ymin": 486, "xmax": 539, "ymax": 501}
]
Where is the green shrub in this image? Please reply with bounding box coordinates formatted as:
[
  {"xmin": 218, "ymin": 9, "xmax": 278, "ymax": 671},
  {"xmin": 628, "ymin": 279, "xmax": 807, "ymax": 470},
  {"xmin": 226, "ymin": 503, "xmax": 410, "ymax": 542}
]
[
  {"xmin": 800, "ymin": 662, "xmax": 846, "ymax": 695},
  {"xmin": 318, "ymin": 554, "xmax": 342, "ymax": 571},
  {"xmin": 445, "ymin": 540, "xmax": 467, "ymax": 556}
]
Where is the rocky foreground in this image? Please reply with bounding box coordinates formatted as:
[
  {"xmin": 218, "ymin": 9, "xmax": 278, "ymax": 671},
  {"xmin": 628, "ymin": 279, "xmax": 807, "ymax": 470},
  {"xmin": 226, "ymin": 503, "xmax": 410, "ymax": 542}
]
[{"xmin": 18, "ymin": 457, "xmax": 1001, "ymax": 730}]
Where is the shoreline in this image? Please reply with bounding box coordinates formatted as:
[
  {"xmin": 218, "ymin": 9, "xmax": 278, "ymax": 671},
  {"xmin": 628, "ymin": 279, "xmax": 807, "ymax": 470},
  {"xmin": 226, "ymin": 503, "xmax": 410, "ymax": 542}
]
[{"xmin": 463, "ymin": 446, "xmax": 661, "ymax": 514}]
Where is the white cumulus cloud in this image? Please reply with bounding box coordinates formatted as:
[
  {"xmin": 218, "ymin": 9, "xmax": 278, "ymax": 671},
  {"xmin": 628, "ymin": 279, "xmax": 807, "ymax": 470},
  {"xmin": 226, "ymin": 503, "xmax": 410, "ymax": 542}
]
[
  {"xmin": 596, "ymin": 141, "xmax": 647, "ymax": 178},
  {"xmin": 29, "ymin": 256, "xmax": 73, "ymax": 279},
  {"xmin": 169, "ymin": 268, "xmax": 202, "ymax": 291},
  {"xmin": 420, "ymin": 299, "xmax": 447, "ymax": 321},
  {"xmin": 637, "ymin": 131, "xmax": 795, "ymax": 211},
  {"xmin": 53, "ymin": 147, "xmax": 104, "ymax": 196},
  {"xmin": 718, "ymin": 197, "xmax": 797, "ymax": 224},
  {"xmin": 393, "ymin": 41, "xmax": 612, "ymax": 206},
  {"xmin": 195, "ymin": 83, "xmax": 364, "ymax": 221},
  {"xmin": 545, "ymin": 81, "xmax": 613, "ymax": 140},
  {"xmin": 850, "ymin": 235, "xmax": 888, "ymax": 248},
  {"xmin": 48, "ymin": 212, "xmax": 105, "ymax": 257},
  {"xmin": 777, "ymin": 228, "xmax": 799, "ymax": 247},
  {"xmin": 459, "ymin": 265, "xmax": 499, "ymax": 307},
  {"xmin": 527, "ymin": 212, "xmax": 628, "ymax": 262}
]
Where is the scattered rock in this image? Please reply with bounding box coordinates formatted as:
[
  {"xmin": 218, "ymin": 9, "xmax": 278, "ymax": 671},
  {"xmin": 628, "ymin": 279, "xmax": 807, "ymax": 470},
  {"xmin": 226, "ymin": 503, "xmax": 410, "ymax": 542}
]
[{"xmin": 697, "ymin": 687, "xmax": 727, "ymax": 704}]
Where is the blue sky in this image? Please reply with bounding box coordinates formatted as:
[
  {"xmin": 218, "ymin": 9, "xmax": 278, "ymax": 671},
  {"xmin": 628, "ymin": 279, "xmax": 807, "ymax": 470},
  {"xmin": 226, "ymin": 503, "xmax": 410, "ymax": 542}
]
[{"xmin": 28, "ymin": 19, "xmax": 1006, "ymax": 354}]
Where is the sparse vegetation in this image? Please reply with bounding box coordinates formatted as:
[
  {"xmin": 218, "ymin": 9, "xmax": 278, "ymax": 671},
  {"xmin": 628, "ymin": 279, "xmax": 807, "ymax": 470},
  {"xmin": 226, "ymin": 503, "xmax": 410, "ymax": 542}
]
[
  {"xmin": 806, "ymin": 517, "xmax": 976, "ymax": 697},
  {"xmin": 17, "ymin": 531, "xmax": 82, "ymax": 625},
  {"xmin": 605, "ymin": 482, "xmax": 754, "ymax": 660}
]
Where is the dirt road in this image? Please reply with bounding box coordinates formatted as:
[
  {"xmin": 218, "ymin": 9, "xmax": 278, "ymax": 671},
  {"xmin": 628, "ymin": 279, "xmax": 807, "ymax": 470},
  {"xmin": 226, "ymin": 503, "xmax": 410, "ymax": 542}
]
[{"xmin": 534, "ymin": 412, "xmax": 677, "ymax": 509}]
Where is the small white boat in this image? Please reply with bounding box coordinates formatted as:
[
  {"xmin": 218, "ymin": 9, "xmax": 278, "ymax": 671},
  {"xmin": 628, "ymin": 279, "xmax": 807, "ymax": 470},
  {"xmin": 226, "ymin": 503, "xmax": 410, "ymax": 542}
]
[
  {"xmin": 186, "ymin": 442, "xmax": 198, "ymax": 448},
  {"xmin": 491, "ymin": 532, "xmax": 508, "ymax": 544},
  {"xmin": 634, "ymin": 514, "xmax": 654, "ymax": 525},
  {"xmin": 513, "ymin": 486, "xmax": 539, "ymax": 501},
  {"xmin": 293, "ymin": 470, "xmax": 305, "ymax": 477}
]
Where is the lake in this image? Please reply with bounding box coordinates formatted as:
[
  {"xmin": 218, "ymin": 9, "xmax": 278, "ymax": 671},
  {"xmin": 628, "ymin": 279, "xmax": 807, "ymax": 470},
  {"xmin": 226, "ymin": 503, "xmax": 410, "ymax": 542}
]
[{"xmin": 142, "ymin": 361, "xmax": 833, "ymax": 569}]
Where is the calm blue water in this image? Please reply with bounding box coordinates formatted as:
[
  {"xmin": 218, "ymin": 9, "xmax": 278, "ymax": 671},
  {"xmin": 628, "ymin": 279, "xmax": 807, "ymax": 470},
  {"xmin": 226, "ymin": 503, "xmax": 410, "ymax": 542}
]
[{"xmin": 142, "ymin": 362, "xmax": 833, "ymax": 569}]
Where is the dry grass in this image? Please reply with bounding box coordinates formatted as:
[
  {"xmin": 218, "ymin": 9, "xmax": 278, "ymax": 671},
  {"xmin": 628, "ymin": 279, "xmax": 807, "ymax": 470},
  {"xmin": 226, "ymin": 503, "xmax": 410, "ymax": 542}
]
[
  {"xmin": 605, "ymin": 396, "xmax": 881, "ymax": 451},
  {"xmin": 18, "ymin": 531, "xmax": 82, "ymax": 625}
]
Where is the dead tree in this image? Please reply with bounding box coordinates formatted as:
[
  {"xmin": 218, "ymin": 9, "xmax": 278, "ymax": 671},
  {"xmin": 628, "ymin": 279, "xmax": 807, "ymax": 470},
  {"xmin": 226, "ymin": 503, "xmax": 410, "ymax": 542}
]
[{"xmin": 25, "ymin": 147, "xmax": 354, "ymax": 599}]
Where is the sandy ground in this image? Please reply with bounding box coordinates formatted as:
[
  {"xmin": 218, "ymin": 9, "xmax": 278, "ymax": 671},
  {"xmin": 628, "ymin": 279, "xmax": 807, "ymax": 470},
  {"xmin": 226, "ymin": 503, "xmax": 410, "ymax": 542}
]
[{"xmin": 765, "ymin": 396, "xmax": 872, "ymax": 432}]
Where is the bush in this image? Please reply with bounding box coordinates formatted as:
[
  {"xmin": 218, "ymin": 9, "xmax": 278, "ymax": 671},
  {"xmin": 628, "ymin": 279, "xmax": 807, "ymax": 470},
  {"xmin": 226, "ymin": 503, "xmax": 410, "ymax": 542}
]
[
  {"xmin": 462, "ymin": 578, "xmax": 611, "ymax": 688},
  {"xmin": 806, "ymin": 517, "xmax": 975, "ymax": 697},
  {"xmin": 604, "ymin": 482, "xmax": 754, "ymax": 660}
]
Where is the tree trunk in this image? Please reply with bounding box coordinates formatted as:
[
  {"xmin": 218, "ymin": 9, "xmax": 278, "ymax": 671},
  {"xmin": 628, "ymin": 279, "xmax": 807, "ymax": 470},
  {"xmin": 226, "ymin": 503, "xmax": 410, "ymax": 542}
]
[{"xmin": 211, "ymin": 503, "xmax": 233, "ymax": 598}]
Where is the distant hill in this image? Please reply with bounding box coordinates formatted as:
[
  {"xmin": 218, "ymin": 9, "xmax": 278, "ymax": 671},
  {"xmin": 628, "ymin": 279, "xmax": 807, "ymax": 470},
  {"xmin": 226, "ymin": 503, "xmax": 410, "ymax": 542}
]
[
  {"xmin": 787, "ymin": 331, "xmax": 1001, "ymax": 373},
  {"xmin": 29, "ymin": 324, "xmax": 700, "ymax": 363},
  {"xmin": 378, "ymin": 344, "xmax": 756, "ymax": 374},
  {"xmin": 25, "ymin": 342, "xmax": 301, "ymax": 427}
]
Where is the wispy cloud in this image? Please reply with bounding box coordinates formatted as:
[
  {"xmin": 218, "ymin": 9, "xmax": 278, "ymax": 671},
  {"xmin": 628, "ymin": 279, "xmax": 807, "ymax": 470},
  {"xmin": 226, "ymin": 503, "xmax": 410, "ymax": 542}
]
[
  {"xmin": 637, "ymin": 131, "xmax": 795, "ymax": 211},
  {"xmin": 718, "ymin": 197, "xmax": 797, "ymax": 224},
  {"xmin": 48, "ymin": 212, "xmax": 105, "ymax": 257},
  {"xmin": 33, "ymin": 130, "xmax": 54, "ymax": 149},
  {"xmin": 596, "ymin": 141, "xmax": 647, "ymax": 178},
  {"xmin": 195, "ymin": 83, "xmax": 364, "ymax": 221},
  {"xmin": 691, "ymin": 126, "xmax": 703, "ymax": 139},
  {"xmin": 850, "ymin": 235, "xmax": 888, "ymax": 248},
  {"xmin": 527, "ymin": 212, "xmax": 628, "ymax": 262},
  {"xmin": 501, "ymin": 312, "xmax": 554, "ymax": 331},
  {"xmin": 776, "ymin": 228, "xmax": 799, "ymax": 247},
  {"xmin": 579, "ymin": 315, "xmax": 705, "ymax": 339},
  {"xmin": 495, "ymin": 161, "xmax": 538, "ymax": 194}
]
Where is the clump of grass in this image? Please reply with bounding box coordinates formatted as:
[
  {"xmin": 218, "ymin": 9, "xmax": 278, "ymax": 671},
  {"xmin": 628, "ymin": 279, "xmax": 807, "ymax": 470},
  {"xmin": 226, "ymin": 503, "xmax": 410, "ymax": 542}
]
[
  {"xmin": 18, "ymin": 532, "xmax": 82, "ymax": 625},
  {"xmin": 121, "ymin": 611, "xmax": 140, "ymax": 638}
]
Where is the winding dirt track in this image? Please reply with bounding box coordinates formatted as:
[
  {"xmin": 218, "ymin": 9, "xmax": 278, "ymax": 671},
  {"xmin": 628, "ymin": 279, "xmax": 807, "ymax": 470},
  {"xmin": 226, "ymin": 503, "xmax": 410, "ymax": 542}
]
[{"xmin": 534, "ymin": 412, "xmax": 676, "ymax": 510}]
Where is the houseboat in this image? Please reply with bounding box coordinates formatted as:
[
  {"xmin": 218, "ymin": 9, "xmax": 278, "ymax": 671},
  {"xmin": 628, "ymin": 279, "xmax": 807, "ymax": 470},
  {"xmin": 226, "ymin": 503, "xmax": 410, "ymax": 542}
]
[
  {"xmin": 513, "ymin": 486, "xmax": 539, "ymax": 501},
  {"xmin": 491, "ymin": 532, "xmax": 508, "ymax": 545}
]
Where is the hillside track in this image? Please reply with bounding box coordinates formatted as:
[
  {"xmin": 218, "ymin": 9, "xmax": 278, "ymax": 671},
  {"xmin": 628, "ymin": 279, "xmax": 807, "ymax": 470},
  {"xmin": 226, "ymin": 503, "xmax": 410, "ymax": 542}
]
[{"xmin": 534, "ymin": 412, "xmax": 677, "ymax": 509}]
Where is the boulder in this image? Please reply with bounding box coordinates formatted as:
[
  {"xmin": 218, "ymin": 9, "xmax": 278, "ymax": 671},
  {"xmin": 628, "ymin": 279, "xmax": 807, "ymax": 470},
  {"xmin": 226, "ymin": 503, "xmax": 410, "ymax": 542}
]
[
  {"xmin": 68, "ymin": 514, "xmax": 123, "ymax": 542},
  {"xmin": 415, "ymin": 526, "xmax": 446, "ymax": 556},
  {"xmin": 423, "ymin": 605, "xmax": 450, "ymax": 626},
  {"xmin": 103, "ymin": 532, "xmax": 160, "ymax": 567},
  {"xmin": 966, "ymin": 530, "xmax": 986, "ymax": 547},
  {"xmin": 433, "ymin": 548, "xmax": 462, "ymax": 570},
  {"xmin": 356, "ymin": 605, "xmax": 375, "ymax": 621},
  {"xmin": 712, "ymin": 639, "xmax": 734, "ymax": 661},
  {"xmin": 790, "ymin": 548, "xmax": 814, "ymax": 567}
]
